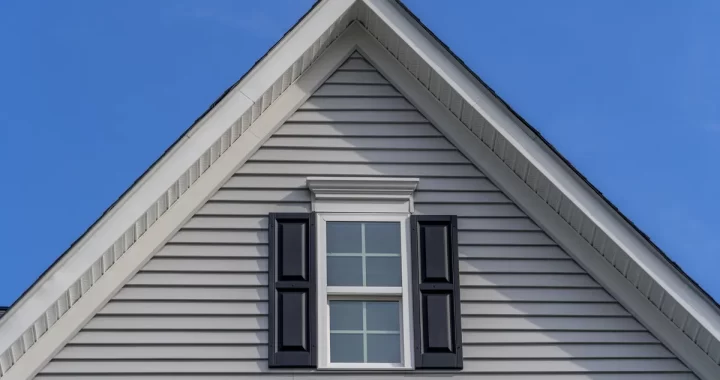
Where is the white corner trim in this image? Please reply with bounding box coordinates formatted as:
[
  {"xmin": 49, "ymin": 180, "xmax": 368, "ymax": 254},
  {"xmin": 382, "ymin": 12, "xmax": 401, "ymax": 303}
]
[
  {"xmin": 1, "ymin": 24, "xmax": 361, "ymax": 380},
  {"xmin": 307, "ymin": 177, "xmax": 419, "ymax": 213},
  {"xmin": 364, "ymin": 0, "xmax": 720, "ymax": 347},
  {"xmin": 351, "ymin": 26, "xmax": 720, "ymax": 379}
]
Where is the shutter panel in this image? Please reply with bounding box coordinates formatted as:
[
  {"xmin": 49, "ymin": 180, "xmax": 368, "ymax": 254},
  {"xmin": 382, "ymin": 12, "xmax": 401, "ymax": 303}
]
[
  {"xmin": 268, "ymin": 213, "xmax": 316, "ymax": 368},
  {"xmin": 411, "ymin": 215, "xmax": 463, "ymax": 369}
]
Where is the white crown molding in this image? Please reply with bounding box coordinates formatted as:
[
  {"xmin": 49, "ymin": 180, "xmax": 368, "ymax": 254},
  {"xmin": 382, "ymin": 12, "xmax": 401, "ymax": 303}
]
[{"xmin": 307, "ymin": 176, "xmax": 419, "ymax": 213}]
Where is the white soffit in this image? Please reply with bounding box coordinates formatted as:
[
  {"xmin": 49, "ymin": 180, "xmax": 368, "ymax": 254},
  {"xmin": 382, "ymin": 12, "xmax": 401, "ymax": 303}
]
[
  {"xmin": 356, "ymin": 0, "xmax": 720, "ymax": 376},
  {"xmin": 1, "ymin": 18, "xmax": 364, "ymax": 380},
  {"xmin": 0, "ymin": 0, "xmax": 357, "ymax": 376},
  {"xmin": 350, "ymin": 23, "xmax": 720, "ymax": 378},
  {"xmin": 1, "ymin": 0, "xmax": 719, "ymax": 378}
]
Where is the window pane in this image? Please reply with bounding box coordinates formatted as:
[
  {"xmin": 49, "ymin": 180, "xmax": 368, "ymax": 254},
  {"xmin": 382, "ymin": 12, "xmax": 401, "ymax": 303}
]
[
  {"xmin": 366, "ymin": 256, "xmax": 401, "ymax": 286},
  {"xmin": 327, "ymin": 222, "xmax": 362, "ymax": 253},
  {"xmin": 367, "ymin": 333, "xmax": 401, "ymax": 363},
  {"xmin": 328, "ymin": 301, "xmax": 403, "ymax": 365},
  {"xmin": 330, "ymin": 301, "xmax": 363, "ymax": 331},
  {"xmin": 365, "ymin": 222, "xmax": 401, "ymax": 254},
  {"xmin": 327, "ymin": 256, "xmax": 363, "ymax": 286},
  {"xmin": 366, "ymin": 301, "xmax": 400, "ymax": 331},
  {"xmin": 330, "ymin": 333, "xmax": 364, "ymax": 363}
]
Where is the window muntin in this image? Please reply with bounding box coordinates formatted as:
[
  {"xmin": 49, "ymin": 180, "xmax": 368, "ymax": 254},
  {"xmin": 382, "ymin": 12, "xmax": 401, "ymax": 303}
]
[
  {"xmin": 326, "ymin": 222, "xmax": 401, "ymax": 287},
  {"xmin": 317, "ymin": 214, "xmax": 413, "ymax": 369},
  {"xmin": 329, "ymin": 301, "xmax": 401, "ymax": 363}
]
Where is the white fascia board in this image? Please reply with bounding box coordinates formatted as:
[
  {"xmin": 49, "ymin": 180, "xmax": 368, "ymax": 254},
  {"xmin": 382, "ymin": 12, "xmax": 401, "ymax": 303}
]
[
  {"xmin": 2, "ymin": 24, "xmax": 361, "ymax": 380},
  {"xmin": 364, "ymin": 0, "xmax": 720, "ymax": 342},
  {"xmin": 0, "ymin": 0, "xmax": 356, "ymax": 361},
  {"xmin": 351, "ymin": 26, "xmax": 720, "ymax": 379},
  {"xmin": 238, "ymin": 0, "xmax": 356, "ymax": 100}
]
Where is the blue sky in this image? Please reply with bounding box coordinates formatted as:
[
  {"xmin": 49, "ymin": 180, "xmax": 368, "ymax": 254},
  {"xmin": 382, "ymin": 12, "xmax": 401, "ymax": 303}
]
[{"xmin": 0, "ymin": 0, "xmax": 717, "ymax": 307}]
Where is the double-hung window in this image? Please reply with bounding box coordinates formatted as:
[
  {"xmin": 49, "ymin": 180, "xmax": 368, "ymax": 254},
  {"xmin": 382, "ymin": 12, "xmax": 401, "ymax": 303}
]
[
  {"xmin": 267, "ymin": 177, "xmax": 463, "ymax": 371},
  {"xmin": 317, "ymin": 214, "xmax": 412, "ymax": 369}
]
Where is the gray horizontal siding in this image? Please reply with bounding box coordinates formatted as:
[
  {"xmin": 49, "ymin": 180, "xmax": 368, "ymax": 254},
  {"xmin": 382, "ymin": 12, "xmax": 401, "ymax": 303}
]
[
  {"xmin": 250, "ymin": 149, "xmax": 463, "ymax": 162},
  {"xmin": 237, "ymin": 162, "xmax": 481, "ymax": 176},
  {"xmin": 325, "ymin": 70, "xmax": 389, "ymax": 84},
  {"xmin": 299, "ymin": 97, "xmax": 414, "ymax": 110},
  {"xmin": 313, "ymin": 83, "xmax": 401, "ymax": 97},
  {"xmin": 224, "ymin": 175, "xmax": 498, "ymax": 191},
  {"xmin": 38, "ymin": 55, "xmax": 693, "ymax": 379},
  {"xmin": 33, "ymin": 375, "xmax": 701, "ymax": 380},
  {"xmin": 273, "ymin": 123, "xmax": 442, "ymax": 136},
  {"xmin": 39, "ymin": 359, "xmax": 693, "ymax": 375},
  {"xmin": 262, "ymin": 136, "xmax": 455, "ymax": 149}
]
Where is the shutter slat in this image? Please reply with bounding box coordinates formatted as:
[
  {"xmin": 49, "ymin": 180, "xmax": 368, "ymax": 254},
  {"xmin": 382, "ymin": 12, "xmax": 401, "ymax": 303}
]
[
  {"xmin": 411, "ymin": 215, "xmax": 463, "ymax": 369},
  {"xmin": 268, "ymin": 213, "xmax": 316, "ymax": 368}
]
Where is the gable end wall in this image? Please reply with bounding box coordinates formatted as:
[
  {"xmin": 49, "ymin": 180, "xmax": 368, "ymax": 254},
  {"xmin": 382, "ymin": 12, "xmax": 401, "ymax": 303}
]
[{"xmin": 36, "ymin": 55, "xmax": 696, "ymax": 379}]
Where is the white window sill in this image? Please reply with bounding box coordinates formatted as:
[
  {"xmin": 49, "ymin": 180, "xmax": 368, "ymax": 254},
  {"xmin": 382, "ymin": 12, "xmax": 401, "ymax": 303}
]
[{"xmin": 319, "ymin": 363, "xmax": 412, "ymax": 371}]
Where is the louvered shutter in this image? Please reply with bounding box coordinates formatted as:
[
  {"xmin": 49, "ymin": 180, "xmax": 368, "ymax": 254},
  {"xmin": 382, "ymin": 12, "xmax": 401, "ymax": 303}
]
[
  {"xmin": 268, "ymin": 213, "xmax": 316, "ymax": 368},
  {"xmin": 410, "ymin": 215, "xmax": 463, "ymax": 369}
]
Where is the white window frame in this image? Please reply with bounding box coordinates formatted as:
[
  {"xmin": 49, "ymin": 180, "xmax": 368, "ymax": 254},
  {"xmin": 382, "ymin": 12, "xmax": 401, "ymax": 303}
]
[{"xmin": 316, "ymin": 213, "xmax": 414, "ymax": 370}]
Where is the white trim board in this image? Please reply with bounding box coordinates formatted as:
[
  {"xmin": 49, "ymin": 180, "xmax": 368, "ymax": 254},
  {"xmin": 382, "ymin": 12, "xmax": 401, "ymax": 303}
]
[
  {"xmin": 0, "ymin": 0, "xmax": 718, "ymax": 378},
  {"xmin": 365, "ymin": 0, "xmax": 720, "ymax": 348},
  {"xmin": 363, "ymin": 0, "xmax": 720, "ymax": 337},
  {"xmin": 0, "ymin": 0, "xmax": 356, "ymax": 375},
  {"xmin": 359, "ymin": 0, "xmax": 720, "ymax": 374},
  {"xmin": 0, "ymin": 0, "xmax": 354, "ymax": 332},
  {"xmin": 0, "ymin": 22, "xmax": 362, "ymax": 380},
  {"xmin": 347, "ymin": 26, "xmax": 720, "ymax": 379}
]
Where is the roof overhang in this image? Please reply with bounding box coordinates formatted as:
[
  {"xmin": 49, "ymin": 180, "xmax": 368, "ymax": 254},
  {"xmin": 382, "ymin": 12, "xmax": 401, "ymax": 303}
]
[
  {"xmin": 0, "ymin": 0, "xmax": 357, "ymax": 375},
  {"xmin": 1, "ymin": 0, "xmax": 719, "ymax": 379}
]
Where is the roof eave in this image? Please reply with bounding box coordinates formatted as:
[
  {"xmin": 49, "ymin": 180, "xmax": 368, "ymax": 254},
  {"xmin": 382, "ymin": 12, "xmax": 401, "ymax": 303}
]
[
  {"xmin": 381, "ymin": 0, "xmax": 720, "ymax": 330},
  {"xmin": 361, "ymin": 0, "xmax": 720, "ymax": 374},
  {"xmin": 0, "ymin": 0, "xmax": 356, "ymax": 372}
]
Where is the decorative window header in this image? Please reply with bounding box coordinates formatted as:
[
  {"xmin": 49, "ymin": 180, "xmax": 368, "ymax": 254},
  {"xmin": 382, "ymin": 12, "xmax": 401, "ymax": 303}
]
[{"xmin": 306, "ymin": 177, "xmax": 420, "ymax": 213}]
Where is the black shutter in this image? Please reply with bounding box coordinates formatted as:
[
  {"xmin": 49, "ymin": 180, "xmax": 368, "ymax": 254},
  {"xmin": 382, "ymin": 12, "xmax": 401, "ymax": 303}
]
[
  {"xmin": 268, "ymin": 213, "xmax": 316, "ymax": 368},
  {"xmin": 411, "ymin": 215, "xmax": 463, "ymax": 369}
]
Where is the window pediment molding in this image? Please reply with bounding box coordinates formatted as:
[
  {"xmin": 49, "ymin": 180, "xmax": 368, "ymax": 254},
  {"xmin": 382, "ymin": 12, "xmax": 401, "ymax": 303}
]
[{"xmin": 306, "ymin": 177, "xmax": 420, "ymax": 213}]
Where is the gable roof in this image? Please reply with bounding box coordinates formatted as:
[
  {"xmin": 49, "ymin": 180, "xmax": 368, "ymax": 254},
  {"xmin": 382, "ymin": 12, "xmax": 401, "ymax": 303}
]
[{"xmin": 1, "ymin": 0, "xmax": 718, "ymax": 379}]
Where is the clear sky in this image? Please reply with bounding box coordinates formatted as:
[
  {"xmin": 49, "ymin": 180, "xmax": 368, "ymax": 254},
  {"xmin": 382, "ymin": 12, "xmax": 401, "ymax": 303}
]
[{"xmin": 0, "ymin": 0, "xmax": 718, "ymax": 307}]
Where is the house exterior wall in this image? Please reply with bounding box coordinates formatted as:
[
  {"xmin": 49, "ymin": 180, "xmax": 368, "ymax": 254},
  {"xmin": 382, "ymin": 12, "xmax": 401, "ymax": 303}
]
[{"xmin": 36, "ymin": 56, "xmax": 696, "ymax": 379}]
